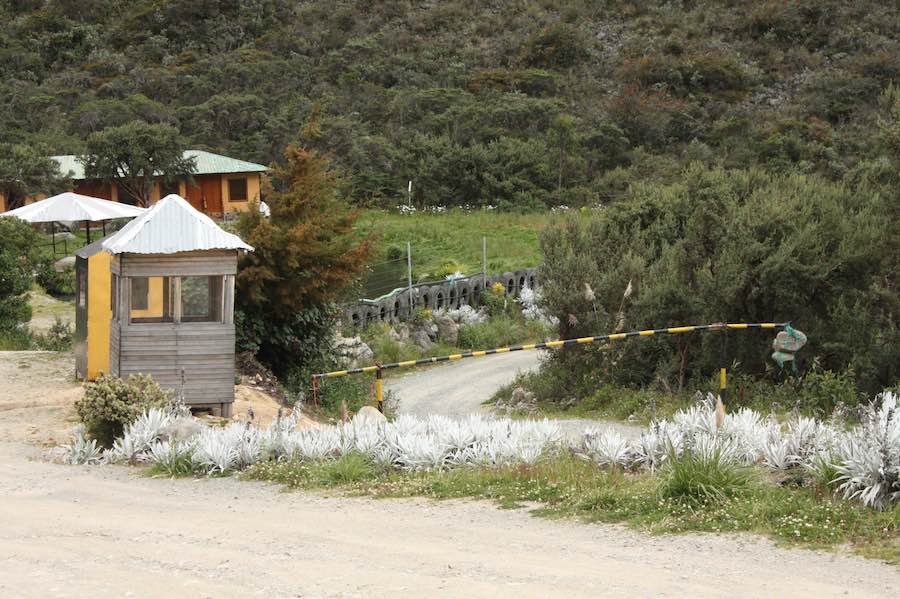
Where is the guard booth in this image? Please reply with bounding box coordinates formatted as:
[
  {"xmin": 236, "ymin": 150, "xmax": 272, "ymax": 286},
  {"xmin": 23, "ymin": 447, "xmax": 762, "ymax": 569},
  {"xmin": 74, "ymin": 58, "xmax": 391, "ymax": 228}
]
[{"xmin": 74, "ymin": 195, "xmax": 253, "ymax": 416}]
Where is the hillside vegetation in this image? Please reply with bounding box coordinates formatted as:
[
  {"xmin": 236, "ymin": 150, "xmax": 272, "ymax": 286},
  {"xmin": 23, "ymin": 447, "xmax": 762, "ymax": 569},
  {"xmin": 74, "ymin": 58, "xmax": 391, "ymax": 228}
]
[{"xmin": 2, "ymin": 1, "xmax": 899, "ymax": 208}]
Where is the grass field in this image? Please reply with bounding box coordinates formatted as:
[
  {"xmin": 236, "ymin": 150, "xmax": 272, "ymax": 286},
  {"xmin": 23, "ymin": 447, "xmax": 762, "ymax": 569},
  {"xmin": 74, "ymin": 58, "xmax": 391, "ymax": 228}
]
[{"xmin": 354, "ymin": 209, "xmax": 550, "ymax": 297}]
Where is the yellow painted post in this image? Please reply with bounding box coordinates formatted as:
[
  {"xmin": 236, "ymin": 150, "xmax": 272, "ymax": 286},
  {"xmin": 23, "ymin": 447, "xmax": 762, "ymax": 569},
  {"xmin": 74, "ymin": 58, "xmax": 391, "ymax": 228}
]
[
  {"xmin": 719, "ymin": 325, "xmax": 728, "ymax": 409},
  {"xmin": 375, "ymin": 368, "xmax": 384, "ymax": 413}
]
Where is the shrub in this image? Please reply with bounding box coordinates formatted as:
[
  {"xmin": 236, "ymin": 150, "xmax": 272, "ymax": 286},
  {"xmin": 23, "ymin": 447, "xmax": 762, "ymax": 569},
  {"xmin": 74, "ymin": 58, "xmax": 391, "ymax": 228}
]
[
  {"xmin": 0, "ymin": 217, "xmax": 42, "ymax": 332},
  {"xmin": 537, "ymin": 164, "xmax": 897, "ymax": 395},
  {"xmin": 35, "ymin": 262, "xmax": 76, "ymax": 297},
  {"xmin": 660, "ymin": 447, "xmax": 753, "ymax": 505},
  {"xmin": 797, "ymin": 366, "xmax": 861, "ymax": 416},
  {"xmin": 519, "ymin": 23, "xmax": 588, "ymax": 69},
  {"xmin": 32, "ymin": 316, "xmax": 73, "ymax": 351},
  {"xmin": 481, "ymin": 282, "xmax": 509, "ymax": 317},
  {"xmin": 75, "ymin": 374, "xmax": 173, "ymax": 447},
  {"xmin": 457, "ymin": 315, "xmax": 549, "ymax": 351}
]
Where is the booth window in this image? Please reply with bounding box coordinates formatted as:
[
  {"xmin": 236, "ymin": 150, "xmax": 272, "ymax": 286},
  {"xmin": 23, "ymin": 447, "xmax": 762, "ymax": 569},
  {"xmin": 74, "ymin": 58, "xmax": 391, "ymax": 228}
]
[
  {"xmin": 131, "ymin": 277, "xmax": 149, "ymax": 310},
  {"xmin": 228, "ymin": 177, "xmax": 248, "ymax": 202},
  {"xmin": 181, "ymin": 276, "xmax": 224, "ymax": 322},
  {"xmin": 129, "ymin": 276, "xmax": 174, "ymax": 323}
]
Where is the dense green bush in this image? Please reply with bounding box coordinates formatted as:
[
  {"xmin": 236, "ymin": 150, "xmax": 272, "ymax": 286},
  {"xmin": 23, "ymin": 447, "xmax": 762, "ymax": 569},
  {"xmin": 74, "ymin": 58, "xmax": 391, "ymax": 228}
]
[
  {"xmin": 35, "ymin": 262, "xmax": 76, "ymax": 297},
  {"xmin": 538, "ymin": 164, "xmax": 898, "ymax": 395},
  {"xmin": 0, "ymin": 217, "xmax": 42, "ymax": 332},
  {"xmin": 75, "ymin": 374, "xmax": 172, "ymax": 447},
  {"xmin": 2, "ymin": 1, "xmax": 898, "ymax": 209}
]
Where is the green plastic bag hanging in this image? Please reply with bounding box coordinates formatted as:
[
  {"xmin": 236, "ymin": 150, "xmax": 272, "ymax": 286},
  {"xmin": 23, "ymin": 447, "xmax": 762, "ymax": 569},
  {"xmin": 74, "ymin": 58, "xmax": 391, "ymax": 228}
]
[{"xmin": 771, "ymin": 323, "xmax": 807, "ymax": 370}]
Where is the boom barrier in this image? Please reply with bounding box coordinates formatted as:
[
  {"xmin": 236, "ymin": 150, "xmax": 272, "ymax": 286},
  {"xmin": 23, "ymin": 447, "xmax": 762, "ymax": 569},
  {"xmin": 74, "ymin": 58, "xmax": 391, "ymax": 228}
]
[{"xmin": 311, "ymin": 321, "xmax": 789, "ymax": 412}]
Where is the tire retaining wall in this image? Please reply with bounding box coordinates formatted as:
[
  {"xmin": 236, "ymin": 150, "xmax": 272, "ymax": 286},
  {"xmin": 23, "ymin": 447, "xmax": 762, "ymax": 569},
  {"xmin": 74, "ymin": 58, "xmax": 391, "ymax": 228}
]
[{"xmin": 343, "ymin": 267, "xmax": 538, "ymax": 328}]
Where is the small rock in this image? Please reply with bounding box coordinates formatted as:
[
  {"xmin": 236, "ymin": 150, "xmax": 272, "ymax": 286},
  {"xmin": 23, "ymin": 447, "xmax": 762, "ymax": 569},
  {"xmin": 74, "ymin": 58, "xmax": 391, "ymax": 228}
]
[
  {"xmin": 434, "ymin": 313, "xmax": 459, "ymax": 345},
  {"xmin": 410, "ymin": 328, "xmax": 433, "ymax": 351}
]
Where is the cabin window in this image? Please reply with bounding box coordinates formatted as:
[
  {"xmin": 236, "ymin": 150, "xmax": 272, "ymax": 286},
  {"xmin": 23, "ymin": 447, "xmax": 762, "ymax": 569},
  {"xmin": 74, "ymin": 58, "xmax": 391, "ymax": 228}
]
[
  {"xmin": 180, "ymin": 275, "xmax": 224, "ymax": 322},
  {"xmin": 129, "ymin": 276, "xmax": 174, "ymax": 323},
  {"xmin": 228, "ymin": 177, "xmax": 248, "ymax": 202}
]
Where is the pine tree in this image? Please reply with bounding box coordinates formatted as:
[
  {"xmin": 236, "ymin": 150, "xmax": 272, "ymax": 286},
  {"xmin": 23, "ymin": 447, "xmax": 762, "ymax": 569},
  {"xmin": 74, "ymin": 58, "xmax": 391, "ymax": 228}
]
[{"xmin": 235, "ymin": 146, "xmax": 373, "ymax": 375}]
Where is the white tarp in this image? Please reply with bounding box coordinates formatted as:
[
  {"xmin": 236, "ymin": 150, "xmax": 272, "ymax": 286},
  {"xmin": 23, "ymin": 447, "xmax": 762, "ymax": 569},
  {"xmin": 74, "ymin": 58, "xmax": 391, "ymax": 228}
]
[
  {"xmin": 101, "ymin": 194, "xmax": 253, "ymax": 255},
  {"xmin": 0, "ymin": 192, "xmax": 146, "ymax": 223}
]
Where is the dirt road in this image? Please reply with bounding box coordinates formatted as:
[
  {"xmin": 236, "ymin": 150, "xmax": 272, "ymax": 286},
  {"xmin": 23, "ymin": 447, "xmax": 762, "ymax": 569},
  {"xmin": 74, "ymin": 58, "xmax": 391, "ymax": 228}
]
[
  {"xmin": 388, "ymin": 350, "xmax": 542, "ymax": 417},
  {"xmin": 2, "ymin": 441, "xmax": 898, "ymax": 599},
  {"xmin": 387, "ymin": 350, "xmax": 640, "ymax": 439},
  {"xmin": 2, "ymin": 351, "xmax": 898, "ymax": 597}
]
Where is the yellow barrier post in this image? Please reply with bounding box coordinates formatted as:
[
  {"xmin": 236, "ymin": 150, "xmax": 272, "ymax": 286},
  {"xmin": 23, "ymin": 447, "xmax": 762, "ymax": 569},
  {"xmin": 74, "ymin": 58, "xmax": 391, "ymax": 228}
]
[
  {"xmin": 718, "ymin": 324, "xmax": 728, "ymax": 407},
  {"xmin": 375, "ymin": 368, "xmax": 384, "ymax": 413}
]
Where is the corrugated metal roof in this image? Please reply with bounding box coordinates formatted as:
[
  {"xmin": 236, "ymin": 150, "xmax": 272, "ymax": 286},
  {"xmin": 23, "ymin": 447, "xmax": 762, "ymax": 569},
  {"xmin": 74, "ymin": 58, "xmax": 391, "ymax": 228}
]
[
  {"xmin": 101, "ymin": 194, "xmax": 253, "ymax": 255},
  {"xmin": 51, "ymin": 150, "xmax": 267, "ymax": 180},
  {"xmin": 184, "ymin": 150, "xmax": 268, "ymax": 175}
]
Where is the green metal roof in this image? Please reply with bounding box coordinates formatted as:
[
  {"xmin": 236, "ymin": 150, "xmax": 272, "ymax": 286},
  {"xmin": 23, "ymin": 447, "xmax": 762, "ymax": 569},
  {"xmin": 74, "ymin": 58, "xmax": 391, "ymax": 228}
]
[{"xmin": 51, "ymin": 150, "xmax": 268, "ymax": 180}]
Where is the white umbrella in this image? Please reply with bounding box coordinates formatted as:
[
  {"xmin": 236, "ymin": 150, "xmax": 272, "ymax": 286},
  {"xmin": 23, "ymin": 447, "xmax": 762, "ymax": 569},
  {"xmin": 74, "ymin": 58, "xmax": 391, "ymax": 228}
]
[
  {"xmin": 1, "ymin": 192, "xmax": 146, "ymax": 252},
  {"xmin": 0, "ymin": 192, "xmax": 145, "ymax": 222}
]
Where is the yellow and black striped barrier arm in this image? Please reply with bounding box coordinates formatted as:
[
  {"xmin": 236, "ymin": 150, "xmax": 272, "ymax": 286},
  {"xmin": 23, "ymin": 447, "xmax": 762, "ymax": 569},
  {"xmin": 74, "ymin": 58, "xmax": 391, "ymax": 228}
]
[{"xmin": 312, "ymin": 322, "xmax": 787, "ymax": 380}]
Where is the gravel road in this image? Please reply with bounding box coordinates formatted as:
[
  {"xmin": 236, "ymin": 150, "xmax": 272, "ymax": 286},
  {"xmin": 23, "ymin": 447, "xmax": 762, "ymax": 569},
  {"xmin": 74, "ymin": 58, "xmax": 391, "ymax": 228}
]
[
  {"xmin": 2, "ymin": 351, "xmax": 898, "ymax": 597},
  {"xmin": 387, "ymin": 349, "xmax": 640, "ymax": 440},
  {"xmin": 2, "ymin": 441, "xmax": 898, "ymax": 599}
]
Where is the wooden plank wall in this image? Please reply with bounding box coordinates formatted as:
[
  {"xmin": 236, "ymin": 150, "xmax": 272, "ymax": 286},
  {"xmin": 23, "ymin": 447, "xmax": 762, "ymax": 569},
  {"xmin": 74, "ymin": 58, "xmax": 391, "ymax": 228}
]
[
  {"xmin": 119, "ymin": 251, "xmax": 237, "ymax": 277},
  {"xmin": 109, "ymin": 322, "xmax": 120, "ymax": 377},
  {"xmin": 107, "ymin": 251, "xmax": 239, "ymax": 405},
  {"xmin": 118, "ymin": 322, "xmax": 235, "ymax": 404}
]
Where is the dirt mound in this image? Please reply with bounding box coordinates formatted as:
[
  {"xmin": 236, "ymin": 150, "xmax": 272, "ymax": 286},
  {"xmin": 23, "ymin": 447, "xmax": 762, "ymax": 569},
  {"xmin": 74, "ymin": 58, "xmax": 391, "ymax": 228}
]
[{"xmin": 232, "ymin": 385, "xmax": 321, "ymax": 430}]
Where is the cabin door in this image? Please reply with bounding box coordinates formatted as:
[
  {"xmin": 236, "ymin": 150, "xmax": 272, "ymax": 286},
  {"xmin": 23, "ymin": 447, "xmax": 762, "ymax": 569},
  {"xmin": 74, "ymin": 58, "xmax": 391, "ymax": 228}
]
[{"xmin": 185, "ymin": 176, "xmax": 223, "ymax": 215}]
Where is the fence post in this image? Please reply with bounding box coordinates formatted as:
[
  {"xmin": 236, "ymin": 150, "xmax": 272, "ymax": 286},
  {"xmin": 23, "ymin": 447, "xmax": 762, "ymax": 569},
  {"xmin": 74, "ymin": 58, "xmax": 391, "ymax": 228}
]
[{"xmin": 407, "ymin": 241, "xmax": 414, "ymax": 317}]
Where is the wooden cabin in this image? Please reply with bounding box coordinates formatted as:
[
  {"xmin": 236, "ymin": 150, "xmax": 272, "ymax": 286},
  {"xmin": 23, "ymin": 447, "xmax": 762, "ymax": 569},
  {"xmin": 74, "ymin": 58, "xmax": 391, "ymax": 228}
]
[
  {"xmin": 0, "ymin": 150, "xmax": 266, "ymax": 216},
  {"xmin": 74, "ymin": 194, "xmax": 253, "ymax": 416}
]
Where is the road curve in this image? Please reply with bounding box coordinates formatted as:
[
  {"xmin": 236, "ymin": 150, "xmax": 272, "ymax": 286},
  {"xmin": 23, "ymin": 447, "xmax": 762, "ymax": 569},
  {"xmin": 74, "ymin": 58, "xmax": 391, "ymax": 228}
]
[
  {"xmin": 386, "ymin": 349, "xmax": 641, "ymax": 440},
  {"xmin": 387, "ymin": 349, "xmax": 543, "ymax": 417}
]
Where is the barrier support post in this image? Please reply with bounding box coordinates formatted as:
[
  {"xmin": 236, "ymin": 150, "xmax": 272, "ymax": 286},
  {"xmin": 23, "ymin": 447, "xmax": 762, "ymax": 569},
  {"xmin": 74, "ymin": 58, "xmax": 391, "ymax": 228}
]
[
  {"xmin": 719, "ymin": 325, "xmax": 728, "ymax": 407},
  {"xmin": 375, "ymin": 368, "xmax": 384, "ymax": 413}
]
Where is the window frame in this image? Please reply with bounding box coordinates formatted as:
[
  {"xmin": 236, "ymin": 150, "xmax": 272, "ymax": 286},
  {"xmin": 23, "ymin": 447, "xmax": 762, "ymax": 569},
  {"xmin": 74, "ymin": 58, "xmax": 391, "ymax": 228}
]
[{"xmin": 227, "ymin": 177, "xmax": 248, "ymax": 202}]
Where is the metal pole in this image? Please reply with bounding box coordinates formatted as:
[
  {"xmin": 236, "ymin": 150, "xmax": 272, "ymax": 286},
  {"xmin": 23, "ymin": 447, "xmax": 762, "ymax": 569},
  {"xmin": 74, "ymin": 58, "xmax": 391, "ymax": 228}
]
[
  {"xmin": 51, "ymin": 222, "xmax": 56, "ymax": 256},
  {"xmin": 406, "ymin": 241, "xmax": 414, "ymax": 316},
  {"xmin": 375, "ymin": 368, "xmax": 384, "ymax": 413},
  {"xmin": 482, "ymin": 236, "xmax": 487, "ymax": 297},
  {"xmin": 86, "ymin": 220, "xmax": 91, "ymax": 244}
]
